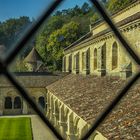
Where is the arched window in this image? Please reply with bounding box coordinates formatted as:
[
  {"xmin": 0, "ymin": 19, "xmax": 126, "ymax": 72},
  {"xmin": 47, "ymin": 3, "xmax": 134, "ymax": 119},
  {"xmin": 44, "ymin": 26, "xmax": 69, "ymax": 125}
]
[
  {"xmin": 94, "ymin": 48, "xmax": 97, "ymax": 70},
  {"xmin": 68, "ymin": 54, "xmax": 72, "ymax": 72},
  {"xmin": 38, "ymin": 96, "xmax": 45, "ymax": 109},
  {"xmin": 14, "ymin": 97, "xmax": 22, "ymax": 109},
  {"xmin": 5, "ymin": 97, "xmax": 12, "ymax": 109},
  {"xmin": 63, "ymin": 56, "xmax": 66, "ymax": 72},
  {"xmin": 86, "ymin": 49, "xmax": 90, "ymax": 74},
  {"xmin": 82, "ymin": 52, "xmax": 85, "ymax": 70},
  {"xmin": 112, "ymin": 42, "xmax": 118, "ymax": 70},
  {"xmin": 76, "ymin": 53, "xmax": 79, "ymax": 74},
  {"xmin": 101, "ymin": 44, "xmax": 106, "ymax": 69}
]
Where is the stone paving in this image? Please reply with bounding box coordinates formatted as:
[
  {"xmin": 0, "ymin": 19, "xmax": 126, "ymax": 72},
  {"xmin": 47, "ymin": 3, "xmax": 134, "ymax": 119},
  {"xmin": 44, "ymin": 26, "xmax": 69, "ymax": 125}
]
[{"xmin": 31, "ymin": 115, "xmax": 57, "ymax": 140}]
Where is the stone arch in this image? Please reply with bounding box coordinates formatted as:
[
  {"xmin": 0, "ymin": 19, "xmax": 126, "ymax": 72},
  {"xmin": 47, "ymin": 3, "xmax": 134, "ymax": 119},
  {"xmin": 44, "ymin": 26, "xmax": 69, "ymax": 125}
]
[
  {"xmin": 5, "ymin": 97, "xmax": 12, "ymax": 109},
  {"xmin": 38, "ymin": 96, "xmax": 45, "ymax": 109},
  {"xmin": 94, "ymin": 48, "xmax": 97, "ymax": 70},
  {"xmin": 112, "ymin": 42, "xmax": 118, "ymax": 70},
  {"xmin": 86, "ymin": 48, "xmax": 90, "ymax": 74},
  {"xmin": 14, "ymin": 96, "xmax": 22, "ymax": 109}
]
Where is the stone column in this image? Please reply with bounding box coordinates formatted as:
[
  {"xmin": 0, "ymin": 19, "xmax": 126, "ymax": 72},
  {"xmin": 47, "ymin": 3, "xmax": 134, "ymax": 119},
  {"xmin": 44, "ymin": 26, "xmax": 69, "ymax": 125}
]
[
  {"xmin": 58, "ymin": 104, "xmax": 68, "ymax": 139},
  {"xmin": 53, "ymin": 99, "xmax": 58, "ymax": 127},
  {"xmin": 66, "ymin": 112, "xmax": 79, "ymax": 140},
  {"xmin": 50, "ymin": 95, "xmax": 55, "ymax": 124},
  {"xmin": 47, "ymin": 92, "xmax": 50, "ymax": 117},
  {"xmin": 22, "ymin": 100, "xmax": 28, "ymax": 114}
]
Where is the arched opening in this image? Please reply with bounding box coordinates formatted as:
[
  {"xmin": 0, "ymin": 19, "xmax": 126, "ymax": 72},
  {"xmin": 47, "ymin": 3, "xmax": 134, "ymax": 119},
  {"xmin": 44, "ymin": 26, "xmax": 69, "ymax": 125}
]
[
  {"xmin": 86, "ymin": 49, "xmax": 90, "ymax": 74},
  {"xmin": 14, "ymin": 97, "xmax": 22, "ymax": 109},
  {"xmin": 68, "ymin": 54, "xmax": 72, "ymax": 72},
  {"xmin": 112, "ymin": 42, "xmax": 118, "ymax": 70},
  {"xmin": 101, "ymin": 44, "xmax": 106, "ymax": 70},
  {"xmin": 75, "ymin": 52, "xmax": 79, "ymax": 74},
  {"xmin": 5, "ymin": 97, "xmax": 12, "ymax": 109},
  {"xmin": 94, "ymin": 48, "xmax": 97, "ymax": 70},
  {"xmin": 82, "ymin": 52, "xmax": 85, "ymax": 70},
  {"xmin": 38, "ymin": 96, "xmax": 45, "ymax": 109},
  {"xmin": 63, "ymin": 56, "xmax": 66, "ymax": 72}
]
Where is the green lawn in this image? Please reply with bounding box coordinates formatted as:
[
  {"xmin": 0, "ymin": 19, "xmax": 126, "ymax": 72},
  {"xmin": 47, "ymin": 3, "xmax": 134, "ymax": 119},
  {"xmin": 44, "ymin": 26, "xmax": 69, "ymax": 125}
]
[{"xmin": 0, "ymin": 117, "xmax": 32, "ymax": 140}]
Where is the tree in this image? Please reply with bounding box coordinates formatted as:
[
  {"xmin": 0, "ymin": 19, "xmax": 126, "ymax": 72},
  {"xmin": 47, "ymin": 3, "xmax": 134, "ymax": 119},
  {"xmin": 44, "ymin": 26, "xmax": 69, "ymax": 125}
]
[
  {"xmin": 46, "ymin": 21, "xmax": 80, "ymax": 70},
  {"xmin": 81, "ymin": 2, "xmax": 91, "ymax": 14},
  {"xmin": 106, "ymin": 0, "xmax": 133, "ymax": 13}
]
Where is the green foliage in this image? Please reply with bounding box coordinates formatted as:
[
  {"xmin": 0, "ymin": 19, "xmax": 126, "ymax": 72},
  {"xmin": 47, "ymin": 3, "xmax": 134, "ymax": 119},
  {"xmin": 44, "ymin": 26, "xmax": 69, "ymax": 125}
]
[
  {"xmin": 106, "ymin": 0, "xmax": 133, "ymax": 13},
  {"xmin": 0, "ymin": 117, "xmax": 32, "ymax": 140},
  {"xmin": 0, "ymin": 16, "xmax": 32, "ymax": 48},
  {"xmin": 10, "ymin": 57, "xmax": 28, "ymax": 72},
  {"xmin": 0, "ymin": 1, "xmax": 132, "ymax": 72},
  {"xmin": 90, "ymin": 13, "xmax": 100, "ymax": 24},
  {"xmin": 47, "ymin": 21, "xmax": 80, "ymax": 70}
]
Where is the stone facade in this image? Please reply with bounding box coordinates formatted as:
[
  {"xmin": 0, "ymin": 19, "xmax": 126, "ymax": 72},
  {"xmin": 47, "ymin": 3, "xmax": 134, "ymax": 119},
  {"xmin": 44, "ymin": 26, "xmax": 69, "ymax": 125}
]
[
  {"xmin": 63, "ymin": 0, "xmax": 140, "ymax": 78},
  {"xmin": 0, "ymin": 73, "xmax": 66, "ymax": 115}
]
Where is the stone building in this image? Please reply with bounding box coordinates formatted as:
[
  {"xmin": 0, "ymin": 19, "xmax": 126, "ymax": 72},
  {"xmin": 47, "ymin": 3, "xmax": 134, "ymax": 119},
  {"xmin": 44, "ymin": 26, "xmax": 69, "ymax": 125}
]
[
  {"xmin": 24, "ymin": 47, "xmax": 43, "ymax": 71},
  {"xmin": 46, "ymin": 1, "xmax": 140, "ymax": 140},
  {"xmin": 62, "ymin": 0, "xmax": 140, "ymax": 78},
  {"xmin": 0, "ymin": 73, "xmax": 66, "ymax": 115},
  {"xmin": 0, "ymin": 1, "xmax": 140, "ymax": 140}
]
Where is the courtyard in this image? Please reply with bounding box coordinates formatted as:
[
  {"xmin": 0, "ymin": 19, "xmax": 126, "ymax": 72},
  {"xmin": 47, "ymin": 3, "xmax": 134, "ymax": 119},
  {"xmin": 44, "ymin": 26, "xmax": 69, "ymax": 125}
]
[
  {"xmin": 0, "ymin": 117, "xmax": 32, "ymax": 140},
  {"xmin": 0, "ymin": 115, "xmax": 57, "ymax": 140}
]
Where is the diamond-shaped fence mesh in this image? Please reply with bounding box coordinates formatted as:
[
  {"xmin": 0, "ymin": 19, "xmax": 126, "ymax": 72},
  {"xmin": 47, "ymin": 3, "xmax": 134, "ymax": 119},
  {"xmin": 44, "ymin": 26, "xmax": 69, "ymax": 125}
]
[{"xmin": 0, "ymin": 0, "xmax": 139, "ymax": 140}]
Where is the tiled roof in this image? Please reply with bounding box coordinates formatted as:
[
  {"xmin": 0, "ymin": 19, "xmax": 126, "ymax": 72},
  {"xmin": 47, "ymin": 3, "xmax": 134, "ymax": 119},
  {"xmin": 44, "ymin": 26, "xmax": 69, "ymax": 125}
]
[
  {"xmin": 46, "ymin": 74, "xmax": 140, "ymax": 139},
  {"xmin": 24, "ymin": 48, "xmax": 42, "ymax": 63},
  {"xmin": 0, "ymin": 73, "xmax": 67, "ymax": 88}
]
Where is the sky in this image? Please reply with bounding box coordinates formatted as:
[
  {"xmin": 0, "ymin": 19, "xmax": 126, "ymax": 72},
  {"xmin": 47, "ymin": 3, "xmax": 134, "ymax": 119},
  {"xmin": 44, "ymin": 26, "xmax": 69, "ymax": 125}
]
[{"xmin": 0, "ymin": 0, "xmax": 91, "ymax": 22}]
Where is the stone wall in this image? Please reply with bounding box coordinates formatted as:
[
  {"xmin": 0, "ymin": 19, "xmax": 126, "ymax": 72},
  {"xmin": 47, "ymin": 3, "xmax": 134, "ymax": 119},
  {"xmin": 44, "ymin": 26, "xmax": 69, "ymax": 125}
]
[{"xmin": 0, "ymin": 73, "xmax": 66, "ymax": 115}]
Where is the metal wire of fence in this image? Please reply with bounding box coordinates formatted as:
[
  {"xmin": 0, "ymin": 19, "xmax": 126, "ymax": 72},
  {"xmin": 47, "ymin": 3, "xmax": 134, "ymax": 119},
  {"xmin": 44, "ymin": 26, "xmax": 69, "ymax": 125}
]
[{"xmin": 0, "ymin": 0, "xmax": 139, "ymax": 140}]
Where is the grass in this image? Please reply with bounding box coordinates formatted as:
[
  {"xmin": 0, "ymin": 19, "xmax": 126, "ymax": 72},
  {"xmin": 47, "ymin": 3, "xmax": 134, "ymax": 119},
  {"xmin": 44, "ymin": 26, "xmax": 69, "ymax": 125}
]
[{"xmin": 0, "ymin": 117, "xmax": 32, "ymax": 140}]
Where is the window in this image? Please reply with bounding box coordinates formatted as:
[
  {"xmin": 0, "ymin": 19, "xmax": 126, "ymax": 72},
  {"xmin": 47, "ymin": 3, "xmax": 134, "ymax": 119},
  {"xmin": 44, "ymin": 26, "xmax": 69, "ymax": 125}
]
[
  {"xmin": 63, "ymin": 57, "xmax": 66, "ymax": 72},
  {"xmin": 112, "ymin": 42, "xmax": 118, "ymax": 70},
  {"xmin": 68, "ymin": 54, "xmax": 72, "ymax": 72},
  {"xmin": 82, "ymin": 52, "xmax": 85, "ymax": 70},
  {"xmin": 75, "ymin": 53, "xmax": 79, "ymax": 74},
  {"xmin": 86, "ymin": 49, "xmax": 90, "ymax": 74},
  {"xmin": 101, "ymin": 44, "xmax": 106, "ymax": 70},
  {"xmin": 38, "ymin": 96, "xmax": 45, "ymax": 109},
  {"xmin": 5, "ymin": 97, "xmax": 12, "ymax": 109},
  {"xmin": 14, "ymin": 97, "xmax": 22, "ymax": 109}
]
